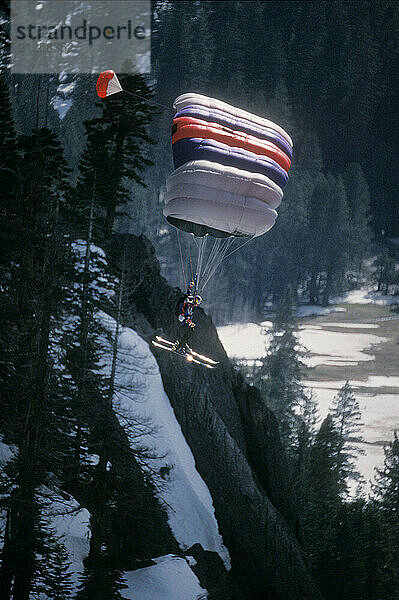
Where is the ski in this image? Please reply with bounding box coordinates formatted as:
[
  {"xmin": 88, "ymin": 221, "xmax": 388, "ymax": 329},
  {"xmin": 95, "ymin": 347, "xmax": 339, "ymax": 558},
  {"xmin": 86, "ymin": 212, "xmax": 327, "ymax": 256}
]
[
  {"xmin": 186, "ymin": 355, "xmax": 215, "ymax": 369},
  {"xmin": 190, "ymin": 350, "xmax": 219, "ymax": 365},
  {"xmin": 152, "ymin": 340, "xmax": 176, "ymax": 353},
  {"xmin": 155, "ymin": 336, "xmax": 219, "ymax": 365},
  {"xmin": 155, "ymin": 336, "xmax": 175, "ymax": 346},
  {"xmin": 152, "ymin": 338, "xmax": 217, "ymax": 369}
]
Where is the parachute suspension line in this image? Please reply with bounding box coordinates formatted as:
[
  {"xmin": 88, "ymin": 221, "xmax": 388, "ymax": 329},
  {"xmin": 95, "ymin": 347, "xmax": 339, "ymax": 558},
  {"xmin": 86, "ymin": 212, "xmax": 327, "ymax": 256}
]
[
  {"xmin": 222, "ymin": 234, "xmax": 256, "ymax": 261},
  {"xmin": 190, "ymin": 232, "xmax": 256, "ymax": 292},
  {"xmin": 201, "ymin": 237, "xmax": 235, "ymax": 290},
  {"xmin": 122, "ymin": 89, "xmax": 172, "ymax": 111},
  {"xmin": 205, "ymin": 237, "xmax": 221, "ymax": 271},
  {"xmin": 201, "ymin": 235, "xmax": 255, "ymax": 289},
  {"xmin": 199, "ymin": 234, "xmax": 255, "ymax": 290},
  {"xmin": 195, "ymin": 235, "xmax": 207, "ymax": 292},
  {"xmin": 188, "ymin": 236, "xmax": 194, "ymax": 282},
  {"xmin": 201, "ymin": 237, "xmax": 226, "ymax": 287},
  {"xmin": 199, "ymin": 239, "xmax": 222, "ymax": 290},
  {"xmin": 200, "ymin": 240, "xmax": 225, "ymax": 291},
  {"xmin": 196, "ymin": 237, "xmax": 218, "ymax": 290},
  {"xmin": 176, "ymin": 229, "xmax": 187, "ymax": 291}
]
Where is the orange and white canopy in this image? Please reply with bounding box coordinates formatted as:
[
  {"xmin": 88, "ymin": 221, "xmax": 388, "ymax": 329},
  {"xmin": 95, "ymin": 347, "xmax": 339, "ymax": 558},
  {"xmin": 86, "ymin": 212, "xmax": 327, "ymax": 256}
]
[{"xmin": 96, "ymin": 70, "xmax": 123, "ymax": 98}]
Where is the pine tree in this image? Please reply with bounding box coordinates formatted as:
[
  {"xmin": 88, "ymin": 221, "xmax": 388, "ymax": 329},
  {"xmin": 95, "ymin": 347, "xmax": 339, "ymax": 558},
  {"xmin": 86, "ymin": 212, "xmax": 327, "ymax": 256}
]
[
  {"xmin": 266, "ymin": 80, "xmax": 294, "ymax": 138},
  {"xmin": 295, "ymin": 132, "xmax": 323, "ymax": 179},
  {"xmin": 76, "ymin": 553, "xmax": 127, "ymax": 600},
  {"xmin": 330, "ymin": 381, "xmax": 365, "ymax": 495},
  {"xmin": 33, "ymin": 515, "xmax": 73, "ymax": 600},
  {"xmin": 251, "ymin": 2, "xmax": 289, "ymax": 98},
  {"xmin": 372, "ymin": 432, "xmax": 399, "ymax": 597},
  {"xmin": 76, "ymin": 74, "xmax": 154, "ymax": 242},
  {"xmin": 373, "ymin": 249, "xmax": 397, "ymax": 295},
  {"xmin": 287, "ymin": 2, "xmax": 328, "ymax": 123},
  {"xmin": 59, "ymin": 240, "xmax": 115, "ymax": 485},
  {"xmin": 332, "ymin": 499, "xmax": 368, "ymax": 600},
  {"xmin": 374, "ymin": 430, "xmax": 399, "ymax": 517},
  {"xmin": 293, "ymin": 390, "xmax": 319, "ymax": 491},
  {"xmin": 0, "ymin": 126, "xmax": 75, "ymax": 600},
  {"xmin": 56, "ymin": 239, "xmax": 130, "ymax": 599},
  {"xmin": 0, "ymin": 75, "xmax": 21, "ymax": 447},
  {"xmin": 208, "ymin": 1, "xmax": 246, "ymax": 101},
  {"xmin": 360, "ymin": 499, "xmax": 396, "ymax": 600},
  {"xmin": 322, "ymin": 174, "xmax": 350, "ymax": 305},
  {"xmin": 254, "ymin": 287, "xmax": 309, "ymax": 449},
  {"xmin": 266, "ymin": 172, "xmax": 309, "ymax": 302},
  {"xmin": 0, "ymin": 75, "xmax": 19, "ymax": 267},
  {"xmin": 301, "ymin": 414, "xmax": 342, "ymax": 593},
  {"xmin": 305, "ymin": 174, "xmax": 330, "ymax": 304},
  {"xmin": 342, "ymin": 163, "xmax": 372, "ymax": 283}
]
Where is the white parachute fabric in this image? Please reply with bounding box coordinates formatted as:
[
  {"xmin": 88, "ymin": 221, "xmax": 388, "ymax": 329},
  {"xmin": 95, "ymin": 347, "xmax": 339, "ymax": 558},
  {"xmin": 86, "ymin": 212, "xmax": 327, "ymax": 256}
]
[
  {"xmin": 105, "ymin": 72, "xmax": 123, "ymax": 96},
  {"xmin": 166, "ymin": 160, "xmax": 283, "ymax": 209},
  {"xmin": 164, "ymin": 187, "xmax": 277, "ymax": 238}
]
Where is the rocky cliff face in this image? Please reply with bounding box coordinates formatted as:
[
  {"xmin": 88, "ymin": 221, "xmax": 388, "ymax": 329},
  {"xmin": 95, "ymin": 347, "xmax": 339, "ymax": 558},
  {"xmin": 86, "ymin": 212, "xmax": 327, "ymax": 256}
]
[{"xmin": 106, "ymin": 233, "xmax": 323, "ymax": 600}]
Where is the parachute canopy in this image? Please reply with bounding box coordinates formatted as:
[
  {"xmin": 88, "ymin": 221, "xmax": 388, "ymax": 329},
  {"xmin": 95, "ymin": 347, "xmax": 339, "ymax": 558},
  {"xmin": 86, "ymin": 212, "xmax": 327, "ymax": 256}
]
[
  {"xmin": 163, "ymin": 93, "xmax": 293, "ymax": 291},
  {"xmin": 164, "ymin": 93, "xmax": 292, "ymax": 240},
  {"xmin": 96, "ymin": 70, "xmax": 123, "ymax": 98}
]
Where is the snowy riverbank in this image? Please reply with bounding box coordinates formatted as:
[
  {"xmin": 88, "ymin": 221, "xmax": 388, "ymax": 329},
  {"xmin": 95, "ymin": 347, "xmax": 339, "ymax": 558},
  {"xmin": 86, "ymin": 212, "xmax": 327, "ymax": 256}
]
[{"xmin": 217, "ymin": 289, "xmax": 399, "ymax": 492}]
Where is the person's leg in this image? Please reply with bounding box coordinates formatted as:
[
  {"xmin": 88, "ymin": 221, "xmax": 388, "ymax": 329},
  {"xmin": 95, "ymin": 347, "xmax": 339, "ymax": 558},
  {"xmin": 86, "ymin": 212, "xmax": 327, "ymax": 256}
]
[{"xmin": 177, "ymin": 323, "xmax": 193, "ymax": 350}]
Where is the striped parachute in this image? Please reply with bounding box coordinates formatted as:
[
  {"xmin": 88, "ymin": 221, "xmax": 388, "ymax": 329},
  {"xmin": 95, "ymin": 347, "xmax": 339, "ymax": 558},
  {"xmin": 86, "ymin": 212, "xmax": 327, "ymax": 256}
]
[{"xmin": 164, "ymin": 93, "xmax": 293, "ymax": 291}]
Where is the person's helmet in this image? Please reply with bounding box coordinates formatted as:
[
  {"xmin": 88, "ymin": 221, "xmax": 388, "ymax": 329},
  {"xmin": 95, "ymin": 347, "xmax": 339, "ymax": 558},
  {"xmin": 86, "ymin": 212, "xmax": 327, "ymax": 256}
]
[
  {"xmin": 194, "ymin": 295, "xmax": 202, "ymax": 305},
  {"xmin": 186, "ymin": 295, "xmax": 194, "ymax": 304},
  {"xmin": 187, "ymin": 281, "xmax": 195, "ymax": 293}
]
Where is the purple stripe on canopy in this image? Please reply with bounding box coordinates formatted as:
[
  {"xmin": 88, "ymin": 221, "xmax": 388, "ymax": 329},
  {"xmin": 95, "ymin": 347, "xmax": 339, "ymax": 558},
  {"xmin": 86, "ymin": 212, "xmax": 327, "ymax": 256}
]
[
  {"xmin": 174, "ymin": 105, "xmax": 293, "ymax": 159},
  {"xmin": 172, "ymin": 137, "xmax": 288, "ymax": 189}
]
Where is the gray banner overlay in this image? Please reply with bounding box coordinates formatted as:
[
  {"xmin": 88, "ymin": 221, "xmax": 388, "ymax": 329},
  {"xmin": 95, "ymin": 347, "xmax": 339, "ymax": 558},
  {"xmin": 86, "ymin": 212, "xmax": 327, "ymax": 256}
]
[{"xmin": 11, "ymin": 1, "xmax": 151, "ymax": 74}]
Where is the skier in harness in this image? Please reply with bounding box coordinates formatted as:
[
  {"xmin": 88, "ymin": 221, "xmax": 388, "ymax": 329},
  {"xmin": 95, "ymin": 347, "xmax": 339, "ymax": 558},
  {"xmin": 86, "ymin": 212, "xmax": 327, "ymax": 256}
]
[
  {"xmin": 174, "ymin": 281, "xmax": 202, "ymax": 353},
  {"xmin": 151, "ymin": 280, "xmax": 218, "ymax": 367}
]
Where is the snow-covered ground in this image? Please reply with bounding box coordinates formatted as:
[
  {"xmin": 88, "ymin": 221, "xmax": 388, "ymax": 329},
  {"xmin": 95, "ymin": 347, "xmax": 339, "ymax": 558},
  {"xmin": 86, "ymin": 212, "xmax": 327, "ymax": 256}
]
[
  {"xmin": 47, "ymin": 494, "xmax": 91, "ymax": 593},
  {"xmin": 296, "ymin": 305, "xmax": 346, "ymax": 317},
  {"xmin": 217, "ymin": 289, "xmax": 399, "ymax": 492},
  {"xmin": 1, "ymin": 306, "xmax": 229, "ymax": 597},
  {"xmin": 33, "ymin": 312, "xmax": 229, "ymax": 597},
  {"xmin": 333, "ymin": 287, "xmax": 399, "ymax": 306},
  {"xmin": 0, "ymin": 440, "xmax": 14, "ymax": 464},
  {"xmin": 218, "ymin": 321, "xmax": 385, "ymax": 367},
  {"xmin": 51, "ymin": 74, "xmax": 76, "ymax": 120},
  {"xmin": 50, "ymin": 503, "xmax": 208, "ymax": 600},
  {"xmin": 0, "ymin": 439, "xmax": 90, "ymax": 597},
  {"xmin": 123, "ymin": 555, "xmax": 207, "ymax": 600},
  {"xmin": 300, "ymin": 324, "xmax": 386, "ymax": 367}
]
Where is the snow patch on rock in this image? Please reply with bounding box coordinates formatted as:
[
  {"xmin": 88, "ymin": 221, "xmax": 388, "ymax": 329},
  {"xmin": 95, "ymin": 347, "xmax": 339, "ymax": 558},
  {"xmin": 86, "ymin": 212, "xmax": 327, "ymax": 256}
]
[
  {"xmin": 99, "ymin": 311, "xmax": 231, "ymax": 569},
  {"xmin": 123, "ymin": 554, "xmax": 207, "ymax": 600}
]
